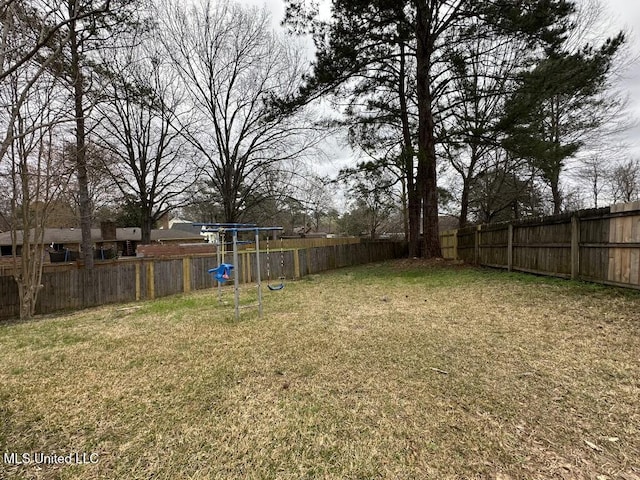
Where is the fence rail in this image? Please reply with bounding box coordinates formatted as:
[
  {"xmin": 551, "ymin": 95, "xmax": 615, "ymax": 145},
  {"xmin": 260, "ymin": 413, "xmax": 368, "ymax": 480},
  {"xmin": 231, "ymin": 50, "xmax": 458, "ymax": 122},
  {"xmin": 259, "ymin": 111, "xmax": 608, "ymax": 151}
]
[
  {"xmin": 440, "ymin": 201, "xmax": 640, "ymax": 290},
  {"xmin": 0, "ymin": 239, "xmax": 406, "ymax": 321},
  {"xmin": 279, "ymin": 237, "xmax": 361, "ymax": 249}
]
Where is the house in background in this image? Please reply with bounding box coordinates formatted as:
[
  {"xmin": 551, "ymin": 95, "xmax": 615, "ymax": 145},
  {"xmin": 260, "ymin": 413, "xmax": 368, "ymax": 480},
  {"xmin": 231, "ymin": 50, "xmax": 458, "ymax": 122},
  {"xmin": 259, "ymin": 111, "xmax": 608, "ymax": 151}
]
[
  {"xmin": 438, "ymin": 215, "xmax": 460, "ymax": 232},
  {"xmin": 157, "ymin": 214, "xmax": 205, "ymax": 236},
  {"xmin": 0, "ymin": 222, "xmax": 203, "ymax": 261}
]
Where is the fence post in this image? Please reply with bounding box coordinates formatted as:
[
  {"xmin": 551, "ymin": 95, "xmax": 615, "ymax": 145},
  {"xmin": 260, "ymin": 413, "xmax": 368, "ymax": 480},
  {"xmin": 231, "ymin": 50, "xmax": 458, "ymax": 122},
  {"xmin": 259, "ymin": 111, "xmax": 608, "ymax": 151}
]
[
  {"xmin": 474, "ymin": 226, "xmax": 481, "ymax": 265},
  {"xmin": 183, "ymin": 256, "xmax": 191, "ymax": 293},
  {"xmin": 293, "ymin": 249, "xmax": 301, "ymax": 279},
  {"xmin": 507, "ymin": 224, "xmax": 514, "ymax": 272},
  {"xmin": 247, "ymin": 250, "xmax": 253, "ymax": 282},
  {"xmin": 135, "ymin": 262, "xmax": 141, "ymax": 301},
  {"xmin": 571, "ymin": 215, "xmax": 580, "ymax": 280},
  {"xmin": 146, "ymin": 261, "xmax": 155, "ymax": 300}
]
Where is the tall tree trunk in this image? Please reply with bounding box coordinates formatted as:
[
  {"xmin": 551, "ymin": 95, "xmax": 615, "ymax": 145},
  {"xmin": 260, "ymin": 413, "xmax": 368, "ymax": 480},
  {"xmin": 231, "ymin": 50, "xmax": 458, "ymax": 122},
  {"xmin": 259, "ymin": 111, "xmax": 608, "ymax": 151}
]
[
  {"xmin": 141, "ymin": 205, "xmax": 153, "ymax": 245},
  {"xmin": 459, "ymin": 176, "xmax": 470, "ymax": 228},
  {"xmin": 69, "ymin": 0, "xmax": 94, "ymax": 268},
  {"xmin": 460, "ymin": 142, "xmax": 480, "ymax": 229},
  {"xmin": 551, "ymin": 180, "xmax": 562, "ymax": 215},
  {"xmin": 222, "ymin": 162, "xmax": 237, "ymax": 223},
  {"xmin": 18, "ymin": 133, "xmax": 36, "ymax": 319},
  {"xmin": 415, "ymin": 0, "xmax": 441, "ymax": 258},
  {"xmin": 398, "ymin": 40, "xmax": 420, "ymax": 257},
  {"xmin": 399, "ymin": 176, "xmax": 409, "ymax": 242}
]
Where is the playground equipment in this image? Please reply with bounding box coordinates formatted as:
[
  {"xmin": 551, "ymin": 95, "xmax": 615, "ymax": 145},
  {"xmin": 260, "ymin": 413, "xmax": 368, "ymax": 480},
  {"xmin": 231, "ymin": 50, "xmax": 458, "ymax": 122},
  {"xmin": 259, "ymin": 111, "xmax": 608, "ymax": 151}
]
[
  {"xmin": 266, "ymin": 235, "xmax": 285, "ymax": 291},
  {"xmin": 208, "ymin": 263, "xmax": 234, "ymax": 283},
  {"xmin": 197, "ymin": 223, "xmax": 285, "ymax": 320}
]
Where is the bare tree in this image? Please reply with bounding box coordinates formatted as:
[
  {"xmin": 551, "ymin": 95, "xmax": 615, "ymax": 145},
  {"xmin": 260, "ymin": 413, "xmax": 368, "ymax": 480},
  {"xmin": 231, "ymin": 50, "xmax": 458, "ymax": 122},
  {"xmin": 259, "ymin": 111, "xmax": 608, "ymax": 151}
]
[
  {"xmin": 441, "ymin": 32, "xmax": 524, "ymax": 228},
  {"xmin": 275, "ymin": 172, "xmax": 335, "ymax": 233},
  {"xmin": 159, "ymin": 0, "xmax": 323, "ymax": 223},
  {"xmin": 93, "ymin": 37, "xmax": 198, "ymax": 244},
  {"xmin": 1, "ymin": 57, "xmax": 70, "ymax": 320},
  {"xmin": 468, "ymin": 161, "xmax": 544, "ymax": 224},
  {"xmin": 341, "ymin": 168, "xmax": 398, "ymax": 239},
  {"xmin": 0, "ymin": 0, "xmax": 117, "ymax": 84},
  {"xmin": 0, "ymin": 1, "xmax": 71, "ymax": 319},
  {"xmin": 610, "ymin": 159, "xmax": 640, "ymax": 204},
  {"xmin": 60, "ymin": 141, "xmax": 121, "ymax": 224},
  {"xmin": 299, "ymin": 175, "xmax": 334, "ymax": 232},
  {"xmin": 0, "ymin": 1, "xmax": 68, "ymax": 165},
  {"xmin": 574, "ymin": 154, "xmax": 610, "ymax": 208}
]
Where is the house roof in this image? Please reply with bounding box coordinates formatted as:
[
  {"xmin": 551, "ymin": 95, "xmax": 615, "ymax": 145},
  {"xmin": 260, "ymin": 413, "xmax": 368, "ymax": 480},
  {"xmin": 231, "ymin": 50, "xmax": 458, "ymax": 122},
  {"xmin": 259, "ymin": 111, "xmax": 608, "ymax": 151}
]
[
  {"xmin": 438, "ymin": 215, "xmax": 460, "ymax": 232},
  {"xmin": 0, "ymin": 227, "xmax": 203, "ymax": 246},
  {"xmin": 170, "ymin": 223, "xmax": 204, "ymax": 235},
  {"xmin": 168, "ymin": 218, "xmax": 194, "ymax": 228}
]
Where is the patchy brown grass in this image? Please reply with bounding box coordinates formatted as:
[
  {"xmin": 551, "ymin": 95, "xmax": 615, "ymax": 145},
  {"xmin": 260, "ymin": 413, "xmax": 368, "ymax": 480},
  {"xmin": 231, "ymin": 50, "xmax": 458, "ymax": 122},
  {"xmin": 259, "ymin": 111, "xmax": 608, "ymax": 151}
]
[{"xmin": 1, "ymin": 260, "xmax": 639, "ymax": 479}]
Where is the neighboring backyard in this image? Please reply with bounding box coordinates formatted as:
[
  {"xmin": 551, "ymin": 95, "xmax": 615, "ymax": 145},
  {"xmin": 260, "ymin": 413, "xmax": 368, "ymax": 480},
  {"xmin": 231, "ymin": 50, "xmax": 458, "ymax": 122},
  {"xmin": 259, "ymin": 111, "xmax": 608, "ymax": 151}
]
[{"xmin": 0, "ymin": 260, "xmax": 639, "ymax": 480}]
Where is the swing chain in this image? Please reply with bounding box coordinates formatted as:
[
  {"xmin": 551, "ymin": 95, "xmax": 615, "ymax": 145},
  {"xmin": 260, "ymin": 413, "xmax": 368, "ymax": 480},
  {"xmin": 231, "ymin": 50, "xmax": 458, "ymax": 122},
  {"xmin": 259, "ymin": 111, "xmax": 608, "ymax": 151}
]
[
  {"xmin": 279, "ymin": 236, "xmax": 285, "ymax": 280},
  {"xmin": 265, "ymin": 233, "xmax": 285, "ymax": 290},
  {"xmin": 265, "ymin": 235, "xmax": 271, "ymax": 283},
  {"xmin": 219, "ymin": 229, "xmax": 226, "ymax": 261}
]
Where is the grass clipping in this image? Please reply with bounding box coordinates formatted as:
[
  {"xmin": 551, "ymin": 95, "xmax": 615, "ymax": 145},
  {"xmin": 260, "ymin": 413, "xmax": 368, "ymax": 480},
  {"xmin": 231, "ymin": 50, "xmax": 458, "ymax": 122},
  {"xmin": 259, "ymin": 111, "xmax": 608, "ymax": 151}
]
[{"xmin": 1, "ymin": 260, "xmax": 639, "ymax": 479}]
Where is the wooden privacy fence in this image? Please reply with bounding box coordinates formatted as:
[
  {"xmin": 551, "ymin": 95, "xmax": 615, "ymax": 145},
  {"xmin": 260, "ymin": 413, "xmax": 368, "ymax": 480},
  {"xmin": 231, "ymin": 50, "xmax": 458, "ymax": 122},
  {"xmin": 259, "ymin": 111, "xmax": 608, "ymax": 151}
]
[
  {"xmin": 440, "ymin": 201, "xmax": 640, "ymax": 290},
  {"xmin": 0, "ymin": 239, "xmax": 406, "ymax": 321},
  {"xmin": 279, "ymin": 237, "xmax": 361, "ymax": 249}
]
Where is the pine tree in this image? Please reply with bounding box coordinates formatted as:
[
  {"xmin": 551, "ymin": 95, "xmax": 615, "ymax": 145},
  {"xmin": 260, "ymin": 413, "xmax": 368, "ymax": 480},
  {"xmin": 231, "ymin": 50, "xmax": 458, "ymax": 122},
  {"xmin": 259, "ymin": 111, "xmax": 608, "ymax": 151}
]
[
  {"xmin": 283, "ymin": 0, "xmax": 575, "ymax": 257},
  {"xmin": 499, "ymin": 33, "xmax": 625, "ymax": 214}
]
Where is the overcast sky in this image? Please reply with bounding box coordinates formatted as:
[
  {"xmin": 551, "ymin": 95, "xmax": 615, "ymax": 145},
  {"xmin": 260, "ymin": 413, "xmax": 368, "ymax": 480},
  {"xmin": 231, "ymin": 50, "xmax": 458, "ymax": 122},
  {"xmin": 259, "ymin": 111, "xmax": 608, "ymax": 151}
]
[{"xmin": 601, "ymin": 0, "xmax": 640, "ymax": 157}]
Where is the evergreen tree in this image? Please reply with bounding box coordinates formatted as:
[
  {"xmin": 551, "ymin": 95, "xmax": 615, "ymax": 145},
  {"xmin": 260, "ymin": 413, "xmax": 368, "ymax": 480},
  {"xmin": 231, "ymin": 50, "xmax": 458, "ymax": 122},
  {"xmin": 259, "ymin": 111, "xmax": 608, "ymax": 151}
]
[
  {"xmin": 283, "ymin": 0, "xmax": 575, "ymax": 257},
  {"xmin": 499, "ymin": 33, "xmax": 625, "ymax": 214}
]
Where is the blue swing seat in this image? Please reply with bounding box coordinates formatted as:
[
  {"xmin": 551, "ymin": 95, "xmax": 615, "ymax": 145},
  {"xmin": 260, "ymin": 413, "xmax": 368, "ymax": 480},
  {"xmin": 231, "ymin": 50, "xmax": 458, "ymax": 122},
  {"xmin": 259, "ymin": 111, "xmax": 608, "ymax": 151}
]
[
  {"xmin": 208, "ymin": 263, "xmax": 234, "ymax": 283},
  {"xmin": 267, "ymin": 283, "xmax": 285, "ymax": 291}
]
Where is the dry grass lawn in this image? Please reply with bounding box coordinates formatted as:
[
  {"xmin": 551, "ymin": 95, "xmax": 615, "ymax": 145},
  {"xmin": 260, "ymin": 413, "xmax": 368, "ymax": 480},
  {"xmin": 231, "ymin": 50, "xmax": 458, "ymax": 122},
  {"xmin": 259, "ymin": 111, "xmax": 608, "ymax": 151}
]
[{"xmin": 1, "ymin": 260, "xmax": 639, "ymax": 479}]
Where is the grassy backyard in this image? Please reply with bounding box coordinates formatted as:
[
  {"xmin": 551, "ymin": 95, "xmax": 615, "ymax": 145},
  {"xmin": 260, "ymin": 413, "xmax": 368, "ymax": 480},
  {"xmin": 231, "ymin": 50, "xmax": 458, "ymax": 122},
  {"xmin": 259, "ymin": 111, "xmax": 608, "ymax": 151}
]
[{"xmin": 1, "ymin": 260, "xmax": 639, "ymax": 479}]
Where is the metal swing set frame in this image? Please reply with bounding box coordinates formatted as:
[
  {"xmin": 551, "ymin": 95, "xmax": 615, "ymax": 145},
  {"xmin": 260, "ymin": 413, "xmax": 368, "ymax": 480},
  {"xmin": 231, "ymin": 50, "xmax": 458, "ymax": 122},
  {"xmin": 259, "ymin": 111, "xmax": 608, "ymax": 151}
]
[{"xmin": 196, "ymin": 223, "xmax": 285, "ymax": 320}]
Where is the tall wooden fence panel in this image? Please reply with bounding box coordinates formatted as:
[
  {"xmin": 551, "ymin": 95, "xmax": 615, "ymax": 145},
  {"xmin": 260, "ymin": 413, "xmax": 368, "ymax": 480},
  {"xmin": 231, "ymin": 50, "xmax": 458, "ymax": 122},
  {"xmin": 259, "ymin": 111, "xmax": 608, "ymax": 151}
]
[
  {"xmin": 479, "ymin": 224, "xmax": 509, "ymax": 268},
  {"xmin": 154, "ymin": 259, "xmax": 184, "ymax": 298},
  {"xmin": 607, "ymin": 202, "xmax": 640, "ymax": 286},
  {"xmin": 456, "ymin": 228, "xmax": 477, "ymax": 264},
  {"xmin": 579, "ymin": 213, "xmax": 610, "ymax": 283},
  {"xmin": 190, "ymin": 255, "xmax": 217, "ymax": 291},
  {"xmin": 440, "ymin": 230, "xmax": 457, "ymax": 260},
  {"xmin": 0, "ymin": 239, "xmax": 406, "ymax": 321},
  {"xmin": 279, "ymin": 237, "xmax": 360, "ymax": 249},
  {"xmin": 440, "ymin": 202, "xmax": 640, "ymax": 290},
  {"xmin": 512, "ymin": 216, "xmax": 573, "ymax": 277},
  {"xmin": 0, "ymin": 275, "xmax": 19, "ymax": 319}
]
